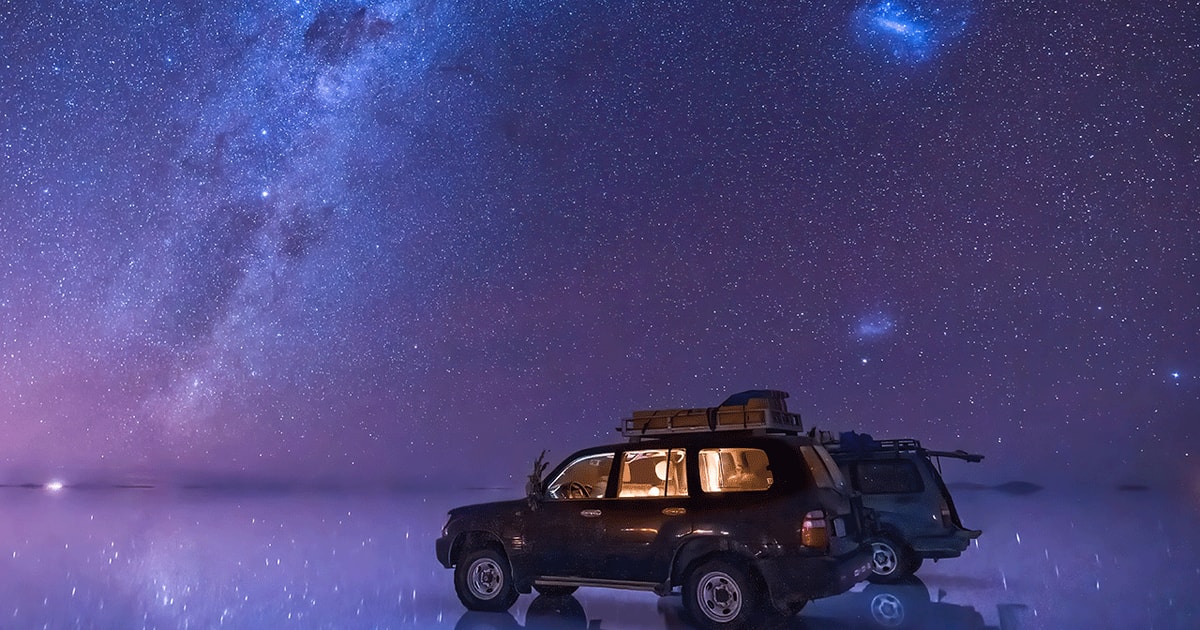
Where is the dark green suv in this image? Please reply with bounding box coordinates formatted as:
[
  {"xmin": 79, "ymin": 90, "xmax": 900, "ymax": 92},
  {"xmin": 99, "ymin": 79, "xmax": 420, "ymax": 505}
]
[
  {"xmin": 821, "ymin": 432, "xmax": 983, "ymax": 583},
  {"xmin": 435, "ymin": 391, "xmax": 874, "ymax": 629}
]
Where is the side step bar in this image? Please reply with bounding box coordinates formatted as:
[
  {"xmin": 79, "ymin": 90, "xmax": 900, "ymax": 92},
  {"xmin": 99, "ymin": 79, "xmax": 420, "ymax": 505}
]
[{"xmin": 534, "ymin": 576, "xmax": 671, "ymax": 596}]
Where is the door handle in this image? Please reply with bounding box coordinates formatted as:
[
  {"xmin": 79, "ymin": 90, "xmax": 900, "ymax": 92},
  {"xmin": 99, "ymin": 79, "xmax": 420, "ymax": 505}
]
[
  {"xmin": 580, "ymin": 509, "xmax": 602, "ymax": 518},
  {"xmin": 662, "ymin": 507, "xmax": 686, "ymax": 516}
]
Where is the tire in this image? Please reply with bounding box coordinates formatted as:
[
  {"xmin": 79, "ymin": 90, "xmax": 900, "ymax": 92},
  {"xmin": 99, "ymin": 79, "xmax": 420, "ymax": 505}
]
[
  {"xmin": 454, "ymin": 548, "xmax": 520, "ymax": 612},
  {"xmin": 866, "ymin": 537, "xmax": 914, "ymax": 584},
  {"xmin": 683, "ymin": 557, "xmax": 763, "ymax": 629},
  {"xmin": 533, "ymin": 584, "xmax": 579, "ymax": 597}
]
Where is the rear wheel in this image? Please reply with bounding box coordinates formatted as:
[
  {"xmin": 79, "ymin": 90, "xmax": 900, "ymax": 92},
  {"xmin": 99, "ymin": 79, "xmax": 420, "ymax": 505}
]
[
  {"xmin": 683, "ymin": 557, "xmax": 763, "ymax": 629},
  {"xmin": 866, "ymin": 537, "xmax": 915, "ymax": 584},
  {"xmin": 454, "ymin": 548, "xmax": 519, "ymax": 612}
]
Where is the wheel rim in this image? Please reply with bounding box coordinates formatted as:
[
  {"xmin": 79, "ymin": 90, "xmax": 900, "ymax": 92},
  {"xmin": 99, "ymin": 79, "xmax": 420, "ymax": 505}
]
[
  {"xmin": 870, "ymin": 542, "xmax": 899, "ymax": 575},
  {"xmin": 467, "ymin": 557, "xmax": 504, "ymax": 600},
  {"xmin": 870, "ymin": 593, "xmax": 905, "ymax": 626},
  {"xmin": 696, "ymin": 570, "xmax": 742, "ymax": 623}
]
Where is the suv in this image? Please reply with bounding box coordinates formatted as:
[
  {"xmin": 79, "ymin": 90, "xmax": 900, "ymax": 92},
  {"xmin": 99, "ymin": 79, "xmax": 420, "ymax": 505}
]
[
  {"xmin": 435, "ymin": 391, "xmax": 874, "ymax": 629},
  {"xmin": 820, "ymin": 432, "xmax": 983, "ymax": 583}
]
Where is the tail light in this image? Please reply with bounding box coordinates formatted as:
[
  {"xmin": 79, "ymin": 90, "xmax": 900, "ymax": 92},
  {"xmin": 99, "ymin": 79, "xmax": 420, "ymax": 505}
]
[
  {"xmin": 801, "ymin": 510, "xmax": 828, "ymax": 549},
  {"xmin": 939, "ymin": 496, "xmax": 956, "ymax": 526}
]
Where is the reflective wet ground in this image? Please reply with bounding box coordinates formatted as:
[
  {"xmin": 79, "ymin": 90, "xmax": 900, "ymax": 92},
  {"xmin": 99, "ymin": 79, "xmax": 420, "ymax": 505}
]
[{"xmin": 2, "ymin": 484, "xmax": 1196, "ymax": 628}]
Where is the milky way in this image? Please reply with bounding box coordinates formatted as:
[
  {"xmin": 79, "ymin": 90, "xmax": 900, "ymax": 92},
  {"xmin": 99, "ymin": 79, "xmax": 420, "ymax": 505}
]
[{"xmin": 1, "ymin": 0, "xmax": 1196, "ymax": 487}]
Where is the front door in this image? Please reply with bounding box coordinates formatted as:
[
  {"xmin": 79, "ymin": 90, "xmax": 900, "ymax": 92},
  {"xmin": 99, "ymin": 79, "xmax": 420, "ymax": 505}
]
[{"xmin": 524, "ymin": 451, "xmax": 615, "ymax": 579}]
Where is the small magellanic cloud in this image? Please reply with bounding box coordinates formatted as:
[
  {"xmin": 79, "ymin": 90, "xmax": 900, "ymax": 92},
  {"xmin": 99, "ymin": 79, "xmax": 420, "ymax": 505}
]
[
  {"xmin": 853, "ymin": 1, "xmax": 972, "ymax": 63},
  {"xmin": 856, "ymin": 313, "xmax": 896, "ymax": 338}
]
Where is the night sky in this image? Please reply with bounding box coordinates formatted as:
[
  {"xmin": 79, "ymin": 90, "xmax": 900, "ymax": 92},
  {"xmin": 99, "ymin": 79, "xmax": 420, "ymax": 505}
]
[{"xmin": 2, "ymin": 0, "xmax": 1196, "ymax": 489}]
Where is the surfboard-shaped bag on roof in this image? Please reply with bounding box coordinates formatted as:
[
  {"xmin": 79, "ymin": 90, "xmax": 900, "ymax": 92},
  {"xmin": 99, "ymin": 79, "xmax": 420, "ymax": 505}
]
[{"xmin": 620, "ymin": 389, "xmax": 803, "ymax": 440}]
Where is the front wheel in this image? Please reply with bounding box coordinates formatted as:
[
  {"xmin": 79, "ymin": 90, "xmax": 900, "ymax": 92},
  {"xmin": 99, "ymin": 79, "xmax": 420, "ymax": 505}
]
[
  {"xmin": 454, "ymin": 548, "xmax": 519, "ymax": 612},
  {"xmin": 866, "ymin": 537, "xmax": 914, "ymax": 584},
  {"xmin": 683, "ymin": 557, "xmax": 763, "ymax": 629}
]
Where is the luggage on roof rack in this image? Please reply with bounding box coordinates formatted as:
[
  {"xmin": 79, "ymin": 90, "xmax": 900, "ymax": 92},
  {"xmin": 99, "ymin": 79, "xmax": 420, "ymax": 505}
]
[{"xmin": 619, "ymin": 389, "xmax": 804, "ymax": 439}]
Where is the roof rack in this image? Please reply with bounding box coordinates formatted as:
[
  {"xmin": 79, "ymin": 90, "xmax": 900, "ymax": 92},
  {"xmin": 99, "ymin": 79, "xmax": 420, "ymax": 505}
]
[
  {"xmin": 619, "ymin": 389, "xmax": 804, "ymax": 440},
  {"xmin": 818, "ymin": 430, "xmax": 983, "ymax": 463},
  {"xmin": 871, "ymin": 438, "xmax": 923, "ymax": 452}
]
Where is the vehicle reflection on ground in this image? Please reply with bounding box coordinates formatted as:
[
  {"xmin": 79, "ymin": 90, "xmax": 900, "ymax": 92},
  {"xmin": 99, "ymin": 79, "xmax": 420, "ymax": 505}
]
[
  {"xmin": 796, "ymin": 576, "xmax": 1026, "ymax": 629},
  {"xmin": 456, "ymin": 594, "xmax": 591, "ymax": 630},
  {"xmin": 454, "ymin": 576, "xmax": 1027, "ymax": 630},
  {"xmin": 1, "ymin": 486, "xmax": 1193, "ymax": 628}
]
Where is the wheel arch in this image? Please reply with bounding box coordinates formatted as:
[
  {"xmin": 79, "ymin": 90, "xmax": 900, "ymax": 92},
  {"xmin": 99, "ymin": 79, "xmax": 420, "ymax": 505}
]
[
  {"xmin": 670, "ymin": 536, "xmax": 764, "ymax": 589},
  {"xmin": 450, "ymin": 530, "xmax": 535, "ymax": 594},
  {"xmin": 449, "ymin": 530, "xmax": 505, "ymax": 567},
  {"xmin": 869, "ymin": 523, "xmax": 910, "ymax": 547}
]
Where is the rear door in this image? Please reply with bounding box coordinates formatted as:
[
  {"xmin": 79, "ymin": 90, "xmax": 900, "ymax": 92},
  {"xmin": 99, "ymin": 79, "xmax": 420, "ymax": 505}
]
[
  {"xmin": 688, "ymin": 444, "xmax": 803, "ymax": 551},
  {"xmin": 847, "ymin": 457, "xmax": 939, "ymax": 536}
]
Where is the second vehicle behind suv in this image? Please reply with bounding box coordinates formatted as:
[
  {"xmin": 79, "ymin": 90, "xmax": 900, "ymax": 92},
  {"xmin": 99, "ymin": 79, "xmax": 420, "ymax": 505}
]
[
  {"xmin": 820, "ymin": 431, "xmax": 983, "ymax": 582},
  {"xmin": 435, "ymin": 390, "xmax": 874, "ymax": 629}
]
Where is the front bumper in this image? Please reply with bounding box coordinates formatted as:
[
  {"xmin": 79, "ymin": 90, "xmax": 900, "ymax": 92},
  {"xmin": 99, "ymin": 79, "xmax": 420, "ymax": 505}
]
[
  {"xmin": 756, "ymin": 547, "xmax": 873, "ymax": 609},
  {"xmin": 435, "ymin": 535, "xmax": 453, "ymax": 568}
]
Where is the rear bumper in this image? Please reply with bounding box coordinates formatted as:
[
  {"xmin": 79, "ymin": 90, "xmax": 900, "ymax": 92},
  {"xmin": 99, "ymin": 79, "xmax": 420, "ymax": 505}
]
[
  {"xmin": 756, "ymin": 548, "xmax": 873, "ymax": 609},
  {"xmin": 910, "ymin": 528, "xmax": 981, "ymax": 558}
]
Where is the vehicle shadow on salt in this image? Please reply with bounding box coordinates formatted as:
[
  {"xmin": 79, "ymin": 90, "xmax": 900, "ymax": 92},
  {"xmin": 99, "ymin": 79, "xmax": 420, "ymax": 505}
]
[{"xmin": 453, "ymin": 576, "xmax": 1028, "ymax": 630}]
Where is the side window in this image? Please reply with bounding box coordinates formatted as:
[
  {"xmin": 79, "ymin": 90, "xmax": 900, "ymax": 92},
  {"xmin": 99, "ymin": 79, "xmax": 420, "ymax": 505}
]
[
  {"xmin": 801, "ymin": 446, "xmax": 849, "ymax": 492},
  {"xmin": 699, "ymin": 448, "xmax": 773, "ymax": 493},
  {"xmin": 814, "ymin": 446, "xmax": 850, "ymax": 492},
  {"xmin": 616, "ymin": 449, "xmax": 688, "ymax": 498},
  {"xmin": 854, "ymin": 460, "xmax": 924, "ymax": 494},
  {"xmin": 546, "ymin": 453, "xmax": 614, "ymax": 500}
]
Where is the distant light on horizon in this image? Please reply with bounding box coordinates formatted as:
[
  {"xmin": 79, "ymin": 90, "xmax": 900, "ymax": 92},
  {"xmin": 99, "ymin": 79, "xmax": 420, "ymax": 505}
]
[{"xmin": 46, "ymin": 480, "xmax": 64, "ymax": 492}]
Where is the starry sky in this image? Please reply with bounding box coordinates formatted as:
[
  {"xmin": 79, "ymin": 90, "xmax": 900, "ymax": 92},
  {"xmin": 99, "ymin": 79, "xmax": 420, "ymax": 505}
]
[{"xmin": 1, "ymin": 0, "xmax": 1196, "ymax": 488}]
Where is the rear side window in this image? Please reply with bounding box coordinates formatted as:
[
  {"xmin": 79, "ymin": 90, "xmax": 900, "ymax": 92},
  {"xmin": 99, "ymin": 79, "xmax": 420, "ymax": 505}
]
[
  {"xmin": 854, "ymin": 460, "xmax": 925, "ymax": 494},
  {"xmin": 617, "ymin": 448, "xmax": 688, "ymax": 497},
  {"xmin": 698, "ymin": 448, "xmax": 773, "ymax": 493}
]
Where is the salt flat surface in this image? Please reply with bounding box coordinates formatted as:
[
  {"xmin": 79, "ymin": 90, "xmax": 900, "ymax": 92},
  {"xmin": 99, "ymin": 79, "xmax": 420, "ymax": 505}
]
[{"xmin": 1, "ymin": 485, "xmax": 1196, "ymax": 629}]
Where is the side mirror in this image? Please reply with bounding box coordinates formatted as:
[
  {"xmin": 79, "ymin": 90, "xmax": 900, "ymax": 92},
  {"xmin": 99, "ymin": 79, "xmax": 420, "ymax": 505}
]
[{"xmin": 525, "ymin": 449, "xmax": 549, "ymax": 509}]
